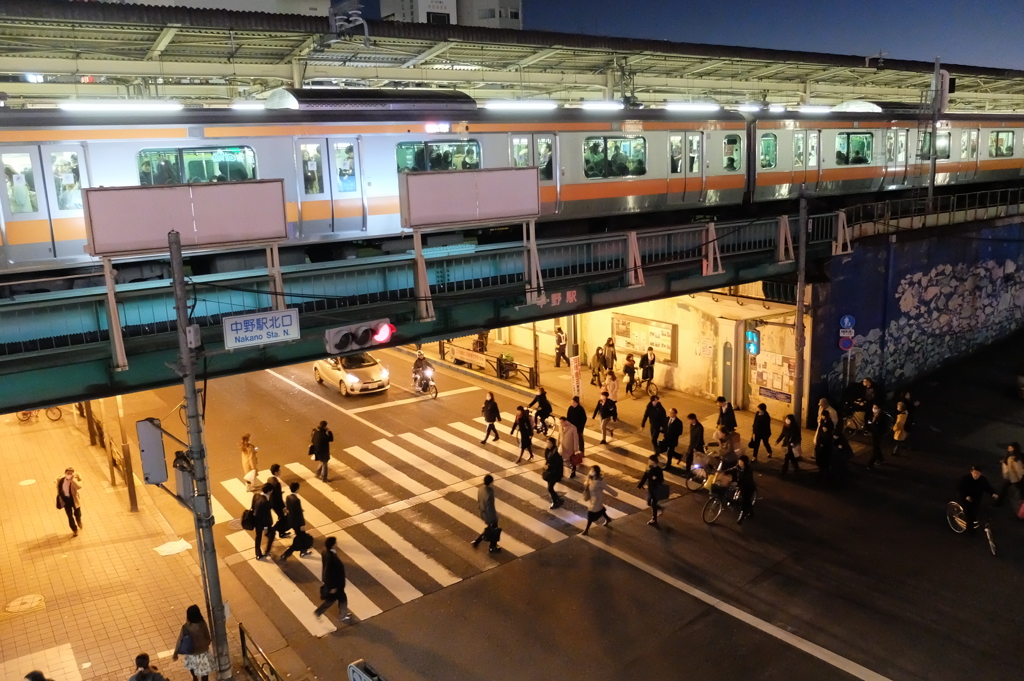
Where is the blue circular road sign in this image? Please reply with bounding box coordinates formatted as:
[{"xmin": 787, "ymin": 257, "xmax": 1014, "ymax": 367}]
[
  {"xmin": 840, "ymin": 315, "xmax": 856, "ymax": 329},
  {"xmin": 839, "ymin": 337, "xmax": 854, "ymax": 351}
]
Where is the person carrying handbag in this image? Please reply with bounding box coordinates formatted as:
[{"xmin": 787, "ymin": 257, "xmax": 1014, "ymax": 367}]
[
  {"xmin": 581, "ymin": 465, "xmax": 617, "ymax": 535},
  {"xmin": 173, "ymin": 605, "xmax": 214, "ymax": 681},
  {"xmin": 638, "ymin": 455, "xmax": 667, "ymax": 528},
  {"xmin": 776, "ymin": 414, "xmax": 802, "ymax": 475}
]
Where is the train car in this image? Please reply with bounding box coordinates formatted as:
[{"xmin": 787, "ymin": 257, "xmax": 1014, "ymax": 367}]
[{"xmin": 1, "ymin": 89, "xmax": 1022, "ymax": 285}]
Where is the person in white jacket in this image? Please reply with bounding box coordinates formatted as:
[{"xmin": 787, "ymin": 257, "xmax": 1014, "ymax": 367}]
[
  {"xmin": 816, "ymin": 398, "xmax": 839, "ymax": 439},
  {"xmin": 602, "ymin": 370, "xmax": 621, "ymax": 402},
  {"xmin": 581, "ymin": 465, "xmax": 618, "ymax": 535}
]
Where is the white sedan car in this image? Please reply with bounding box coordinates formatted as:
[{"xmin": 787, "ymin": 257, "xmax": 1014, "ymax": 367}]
[{"xmin": 313, "ymin": 353, "xmax": 390, "ymax": 396}]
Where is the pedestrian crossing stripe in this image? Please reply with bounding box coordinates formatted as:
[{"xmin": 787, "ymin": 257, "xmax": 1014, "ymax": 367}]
[{"xmin": 214, "ymin": 415, "xmax": 675, "ymax": 638}]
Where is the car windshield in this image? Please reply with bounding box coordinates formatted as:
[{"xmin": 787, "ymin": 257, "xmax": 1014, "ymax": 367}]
[{"xmin": 341, "ymin": 353, "xmax": 376, "ymax": 369}]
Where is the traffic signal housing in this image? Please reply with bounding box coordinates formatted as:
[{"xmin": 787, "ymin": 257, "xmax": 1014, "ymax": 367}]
[
  {"xmin": 324, "ymin": 319, "xmax": 396, "ymax": 354},
  {"xmin": 745, "ymin": 328, "xmax": 761, "ymax": 356}
]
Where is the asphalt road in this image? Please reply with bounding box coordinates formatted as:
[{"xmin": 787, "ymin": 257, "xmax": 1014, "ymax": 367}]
[{"xmin": 116, "ymin": 342, "xmax": 1024, "ymax": 681}]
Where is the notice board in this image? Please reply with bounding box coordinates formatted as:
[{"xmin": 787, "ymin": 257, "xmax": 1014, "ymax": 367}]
[{"xmin": 611, "ymin": 313, "xmax": 677, "ymax": 363}]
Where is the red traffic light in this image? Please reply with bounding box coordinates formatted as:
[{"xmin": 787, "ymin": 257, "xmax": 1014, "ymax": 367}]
[{"xmin": 373, "ymin": 323, "xmax": 396, "ymax": 344}]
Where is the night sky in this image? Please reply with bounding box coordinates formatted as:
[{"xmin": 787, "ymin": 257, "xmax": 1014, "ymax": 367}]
[{"xmin": 357, "ymin": 0, "xmax": 1024, "ymax": 70}]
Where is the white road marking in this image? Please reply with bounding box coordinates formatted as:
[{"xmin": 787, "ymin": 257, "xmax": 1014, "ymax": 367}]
[
  {"xmin": 373, "ymin": 439, "xmax": 462, "ymax": 486},
  {"xmin": 460, "ymin": 487, "xmax": 567, "ymax": 544},
  {"xmin": 210, "ymin": 492, "xmax": 232, "ymax": 525},
  {"xmin": 258, "ymin": 468, "xmax": 334, "ymax": 529},
  {"xmin": 348, "ymin": 386, "xmax": 482, "ymax": 413},
  {"xmin": 328, "ymin": 457, "xmax": 399, "ymax": 506},
  {"xmin": 225, "ymin": 531, "xmax": 337, "ymax": 637},
  {"xmin": 335, "ymin": 529, "xmax": 423, "ymax": 603},
  {"xmin": 345, "ymin": 446, "xmax": 432, "ymax": 496},
  {"xmin": 492, "ymin": 477, "xmax": 587, "ymax": 529},
  {"xmin": 581, "ymin": 537, "xmax": 896, "ymax": 681},
  {"xmin": 453, "ymin": 421, "xmax": 521, "ymax": 457},
  {"xmin": 221, "ymin": 478, "xmax": 256, "ymax": 510},
  {"xmin": 285, "ymin": 462, "xmax": 364, "ymax": 517},
  {"xmin": 425, "ymin": 426, "xmax": 514, "ymax": 470},
  {"xmin": 363, "ymin": 518, "xmax": 461, "ymax": 587},
  {"xmin": 583, "ymin": 430, "xmax": 689, "ymax": 487},
  {"xmin": 429, "ymin": 497, "xmax": 533, "ymax": 557},
  {"xmin": 398, "ymin": 433, "xmax": 489, "ymax": 478},
  {"xmin": 295, "ymin": 546, "xmax": 382, "ymax": 621},
  {"xmin": 265, "ymin": 369, "xmax": 393, "ymax": 437}
]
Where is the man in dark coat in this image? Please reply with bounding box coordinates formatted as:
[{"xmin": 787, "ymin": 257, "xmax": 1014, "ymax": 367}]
[
  {"xmin": 281, "ymin": 482, "xmax": 312, "ymax": 560},
  {"xmin": 663, "ymin": 408, "xmax": 684, "ymax": 466},
  {"xmin": 750, "ymin": 403, "xmax": 773, "ymax": 461},
  {"xmin": 685, "ymin": 414, "xmax": 705, "ymax": 477},
  {"xmin": 566, "ymin": 396, "xmax": 588, "ymax": 452},
  {"xmin": 641, "ymin": 395, "xmax": 667, "ymax": 453},
  {"xmin": 251, "ymin": 483, "xmax": 275, "ymax": 560},
  {"xmin": 716, "ymin": 396, "xmax": 737, "ymax": 432},
  {"xmin": 310, "ymin": 421, "xmax": 334, "ymax": 482},
  {"xmin": 314, "ymin": 536, "xmax": 353, "ymax": 622},
  {"xmin": 266, "ymin": 464, "xmax": 290, "ymax": 537},
  {"xmin": 866, "ymin": 405, "xmax": 887, "ymax": 470},
  {"xmin": 958, "ymin": 466, "xmax": 997, "ymax": 534},
  {"xmin": 638, "ymin": 347, "xmax": 656, "ymax": 390},
  {"xmin": 471, "ymin": 475, "xmax": 501, "ymax": 553},
  {"xmin": 554, "ymin": 327, "xmax": 569, "ymax": 367}
]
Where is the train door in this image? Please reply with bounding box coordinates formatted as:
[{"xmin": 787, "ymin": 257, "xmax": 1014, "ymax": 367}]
[
  {"xmin": 40, "ymin": 145, "xmax": 90, "ymax": 258},
  {"xmin": 792, "ymin": 131, "xmax": 806, "ymax": 188},
  {"xmin": 959, "ymin": 128, "xmax": 980, "ymax": 182},
  {"xmin": 295, "ymin": 138, "xmax": 333, "ymax": 237},
  {"xmin": 883, "ymin": 130, "xmax": 910, "ymax": 187},
  {"xmin": 0, "ymin": 146, "xmax": 53, "ymax": 262},
  {"xmin": 511, "ymin": 133, "xmax": 558, "ymax": 214},
  {"xmin": 685, "ymin": 132, "xmax": 704, "ymax": 202},
  {"xmin": 326, "ymin": 139, "xmax": 366, "ymax": 233},
  {"xmin": 893, "ymin": 130, "xmax": 909, "ymax": 185},
  {"xmin": 804, "ymin": 130, "xmax": 821, "ymax": 191}
]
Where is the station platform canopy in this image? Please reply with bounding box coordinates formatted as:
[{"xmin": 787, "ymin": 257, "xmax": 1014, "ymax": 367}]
[{"xmin": 0, "ymin": 0, "xmax": 1022, "ymax": 111}]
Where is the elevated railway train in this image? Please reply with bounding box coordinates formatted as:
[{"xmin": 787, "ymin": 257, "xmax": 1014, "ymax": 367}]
[{"xmin": 1, "ymin": 89, "xmax": 1022, "ymax": 288}]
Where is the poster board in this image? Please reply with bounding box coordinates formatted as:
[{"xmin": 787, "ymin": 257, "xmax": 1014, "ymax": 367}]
[
  {"xmin": 751, "ymin": 351, "xmax": 796, "ymax": 403},
  {"xmin": 611, "ymin": 313, "xmax": 676, "ymax": 363}
]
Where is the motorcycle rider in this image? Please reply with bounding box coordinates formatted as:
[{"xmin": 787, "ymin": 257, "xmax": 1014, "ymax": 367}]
[{"xmin": 412, "ymin": 350, "xmax": 434, "ymax": 390}]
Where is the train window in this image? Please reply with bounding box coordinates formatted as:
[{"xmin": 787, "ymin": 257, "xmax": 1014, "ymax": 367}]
[
  {"xmin": 334, "ymin": 143, "xmax": 357, "ymax": 193},
  {"xmin": 968, "ymin": 130, "xmax": 979, "ymax": 159},
  {"xmin": 669, "ymin": 135, "xmax": 683, "ymax": 174},
  {"xmin": 427, "ymin": 140, "xmax": 481, "ymax": 170},
  {"xmin": 183, "ymin": 147, "xmax": 256, "ymax": 183},
  {"xmin": 536, "ymin": 137, "xmax": 554, "ymax": 180},
  {"xmin": 989, "ymin": 131, "xmax": 1015, "ymax": 158},
  {"xmin": 397, "ymin": 142, "xmax": 426, "ymax": 173},
  {"xmin": 688, "ymin": 135, "xmax": 701, "ymax": 173},
  {"xmin": 512, "ymin": 137, "xmax": 531, "ymax": 167},
  {"xmin": 885, "ymin": 131, "xmax": 895, "ymax": 164},
  {"xmin": 808, "ymin": 132, "xmax": 819, "ymax": 167},
  {"xmin": 138, "ymin": 150, "xmax": 180, "ymax": 186},
  {"xmin": 759, "ymin": 133, "xmax": 777, "ymax": 169},
  {"xmin": 960, "ymin": 131, "xmax": 969, "ymax": 160},
  {"xmin": 583, "ymin": 136, "xmax": 647, "ymax": 178},
  {"xmin": 51, "ymin": 151, "xmax": 82, "ymax": 211},
  {"xmin": 835, "ymin": 132, "xmax": 872, "ymax": 165},
  {"xmin": 793, "ymin": 133, "xmax": 805, "ymax": 168},
  {"xmin": 723, "ymin": 134, "xmax": 741, "ymax": 171},
  {"xmin": 896, "ymin": 132, "xmax": 907, "ymax": 163},
  {"xmin": 2, "ymin": 153, "xmax": 38, "ymax": 214},
  {"xmin": 919, "ymin": 132, "xmax": 950, "ymax": 160},
  {"xmin": 300, "ymin": 143, "xmax": 324, "ymax": 194}
]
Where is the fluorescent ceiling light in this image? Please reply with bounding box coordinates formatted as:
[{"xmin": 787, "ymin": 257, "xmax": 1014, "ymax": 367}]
[
  {"xmin": 230, "ymin": 101, "xmax": 265, "ymax": 111},
  {"xmin": 736, "ymin": 104, "xmax": 761, "ymax": 112},
  {"xmin": 798, "ymin": 105, "xmax": 831, "ymax": 114},
  {"xmin": 768, "ymin": 105, "xmax": 786, "ymax": 113},
  {"xmin": 483, "ymin": 100, "xmax": 559, "ymax": 110},
  {"xmin": 665, "ymin": 102, "xmax": 721, "ymax": 112},
  {"xmin": 59, "ymin": 100, "xmax": 184, "ymax": 112},
  {"xmin": 581, "ymin": 101, "xmax": 624, "ymax": 111}
]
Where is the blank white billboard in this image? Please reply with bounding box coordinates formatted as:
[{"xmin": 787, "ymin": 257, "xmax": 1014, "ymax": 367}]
[
  {"xmin": 83, "ymin": 180, "xmax": 287, "ymax": 257},
  {"xmin": 399, "ymin": 167, "xmax": 540, "ymax": 229}
]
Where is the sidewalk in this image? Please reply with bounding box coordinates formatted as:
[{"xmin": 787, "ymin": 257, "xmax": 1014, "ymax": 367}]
[{"xmin": 0, "ymin": 410, "xmax": 235, "ymax": 681}]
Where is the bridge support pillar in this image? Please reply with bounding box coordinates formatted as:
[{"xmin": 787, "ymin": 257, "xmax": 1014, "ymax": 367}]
[
  {"xmin": 412, "ymin": 229, "xmax": 436, "ymax": 322},
  {"xmin": 524, "ymin": 219, "xmax": 545, "ymax": 305},
  {"xmin": 102, "ymin": 257, "xmax": 129, "ymax": 371},
  {"xmin": 777, "ymin": 215, "xmax": 795, "ymax": 264},
  {"xmin": 702, "ymin": 222, "xmax": 724, "ymax": 276},
  {"xmin": 266, "ymin": 244, "xmax": 286, "ymax": 311},
  {"xmin": 833, "ymin": 211, "xmax": 853, "ymax": 255},
  {"xmin": 626, "ymin": 231, "xmax": 645, "ymax": 288}
]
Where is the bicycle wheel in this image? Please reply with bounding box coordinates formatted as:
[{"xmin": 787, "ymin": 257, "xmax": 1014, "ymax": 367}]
[
  {"xmin": 984, "ymin": 524, "xmax": 996, "ymax": 556},
  {"xmin": 686, "ymin": 467, "xmax": 707, "ymax": 491},
  {"xmin": 45, "ymin": 407, "xmax": 62, "ymax": 421},
  {"xmin": 946, "ymin": 501, "xmax": 967, "ymax": 534},
  {"xmin": 702, "ymin": 496, "xmax": 723, "ymax": 524},
  {"xmin": 646, "ymin": 381, "xmax": 659, "ymax": 397},
  {"xmin": 429, "ymin": 384, "xmax": 438, "ymax": 400},
  {"xmin": 16, "ymin": 410, "xmax": 32, "ymax": 422}
]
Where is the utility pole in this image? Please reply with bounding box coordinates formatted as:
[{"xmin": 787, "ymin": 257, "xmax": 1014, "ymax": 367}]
[
  {"xmin": 169, "ymin": 231, "xmax": 231, "ymax": 680},
  {"xmin": 927, "ymin": 56, "xmax": 941, "ymax": 210},
  {"xmin": 793, "ymin": 194, "xmax": 808, "ymax": 428}
]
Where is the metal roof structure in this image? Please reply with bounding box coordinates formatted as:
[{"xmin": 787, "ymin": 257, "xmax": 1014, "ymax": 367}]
[{"xmin": 0, "ymin": 0, "xmax": 1022, "ymax": 111}]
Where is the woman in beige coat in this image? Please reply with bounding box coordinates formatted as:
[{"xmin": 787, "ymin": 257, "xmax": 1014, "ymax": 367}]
[
  {"xmin": 581, "ymin": 465, "xmax": 618, "ymax": 535},
  {"xmin": 558, "ymin": 417, "xmax": 581, "ymax": 479},
  {"xmin": 240, "ymin": 433, "xmax": 258, "ymax": 490},
  {"xmin": 892, "ymin": 402, "xmax": 909, "ymax": 457}
]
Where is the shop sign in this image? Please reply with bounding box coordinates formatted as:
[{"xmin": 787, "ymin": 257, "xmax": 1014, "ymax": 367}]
[
  {"xmin": 569, "ymin": 355, "xmax": 582, "ymax": 399},
  {"xmin": 535, "ymin": 289, "xmax": 579, "ymax": 309},
  {"xmin": 759, "ymin": 386, "xmax": 792, "ymax": 403},
  {"xmin": 451, "ymin": 345, "xmax": 487, "ymax": 367}
]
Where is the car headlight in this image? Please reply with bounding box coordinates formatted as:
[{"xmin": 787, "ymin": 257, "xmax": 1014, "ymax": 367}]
[
  {"xmin": 345, "ymin": 373, "xmax": 360, "ymax": 384},
  {"xmin": 380, "ymin": 367, "xmax": 389, "ymax": 379}
]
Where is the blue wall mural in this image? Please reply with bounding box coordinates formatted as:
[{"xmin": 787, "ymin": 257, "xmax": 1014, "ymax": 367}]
[{"xmin": 811, "ymin": 220, "xmax": 1024, "ymax": 408}]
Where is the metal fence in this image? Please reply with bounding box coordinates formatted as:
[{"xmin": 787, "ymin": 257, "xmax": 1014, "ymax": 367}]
[
  {"xmin": 240, "ymin": 624, "xmax": 283, "ymax": 681},
  {"xmin": 847, "ymin": 187, "xmax": 1024, "ymax": 237}
]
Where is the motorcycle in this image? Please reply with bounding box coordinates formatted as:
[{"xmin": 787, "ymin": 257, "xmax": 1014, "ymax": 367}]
[{"xmin": 414, "ymin": 367, "xmax": 439, "ymax": 399}]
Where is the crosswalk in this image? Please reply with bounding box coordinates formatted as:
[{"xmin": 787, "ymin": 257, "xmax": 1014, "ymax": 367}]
[{"xmin": 211, "ymin": 414, "xmax": 674, "ymax": 638}]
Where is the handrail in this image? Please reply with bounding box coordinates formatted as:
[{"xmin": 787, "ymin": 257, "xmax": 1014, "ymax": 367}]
[
  {"xmin": 239, "ymin": 623, "xmax": 284, "ymax": 681},
  {"xmin": 847, "ymin": 187, "xmax": 1024, "ymax": 238}
]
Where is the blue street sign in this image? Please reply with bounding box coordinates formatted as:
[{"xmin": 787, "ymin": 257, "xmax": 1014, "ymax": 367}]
[
  {"xmin": 839, "ymin": 315, "xmax": 856, "ymax": 329},
  {"xmin": 839, "ymin": 337, "xmax": 854, "ymax": 351}
]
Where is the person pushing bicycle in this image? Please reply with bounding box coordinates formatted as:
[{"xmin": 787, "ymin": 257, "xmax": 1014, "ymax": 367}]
[{"xmin": 958, "ymin": 465, "xmax": 998, "ymax": 534}]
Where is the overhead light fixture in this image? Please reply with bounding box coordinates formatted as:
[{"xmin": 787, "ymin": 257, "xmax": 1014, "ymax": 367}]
[
  {"xmin": 59, "ymin": 100, "xmax": 184, "ymax": 113},
  {"xmin": 581, "ymin": 101, "xmax": 625, "ymax": 111},
  {"xmin": 230, "ymin": 101, "xmax": 265, "ymax": 111},
  {"xmin": 482, "ymin": 100, "xmax": 558, "ymax": 111},
  {"xmin": 665, "ymin": 102, "xmax": 721, "ymax": 112},
  {"xmin": 768, "ymin": 105, "xmax": 786, "ymax": 113},
  {"xmin": 736, "ymin": 104, "xmax": 761, "ymax": 112},
  {"xmin": 25, "ymin": 74, "xmax": 44, "ymax": 84},
  {"xmin": 798, "ymin": 105, "xmax": 831, "ymax": 114}
]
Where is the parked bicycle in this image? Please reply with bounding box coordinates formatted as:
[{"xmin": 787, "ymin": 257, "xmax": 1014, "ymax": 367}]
[
  {"xmin": 946, "ymin": 500, "xmax": 996, "ymax": 556},
  {"xmin": 17, "ymin": 407, "xmax": 62, "ymax": 422}
]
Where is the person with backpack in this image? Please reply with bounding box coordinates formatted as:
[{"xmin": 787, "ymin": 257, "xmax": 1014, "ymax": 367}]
[
  {"xmin": 250, "ymin": 483, "xmax": 275, "ymax": 560},
  {"xmin": 581, "ymin": 465, "xmax": 617, "ymax": 535},
  {"xmin": 542, "ymin": 437, "xmax": 564, "ymax": 509},
  {"xmin": 280, "ymin": 482, "xmax": 313, "ymax": 561},
  {"xmin": 310, "ymin": 421, "xmax": 333, "ymax": 482},
  {"xmin": 129, "ymin": 654, "xmax": 167, "ymax": 681}
]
